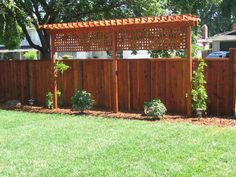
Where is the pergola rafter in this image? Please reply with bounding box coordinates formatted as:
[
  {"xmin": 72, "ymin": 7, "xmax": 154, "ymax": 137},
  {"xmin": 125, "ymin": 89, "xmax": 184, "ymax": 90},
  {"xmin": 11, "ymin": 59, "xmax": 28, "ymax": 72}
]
[
  {"xmin": 39, "ymin": 14, "xmax": 199, "ymax": 115},
  {"xmin": 40, "ymin": 15, "xmax": 199, "ymax": 30}
]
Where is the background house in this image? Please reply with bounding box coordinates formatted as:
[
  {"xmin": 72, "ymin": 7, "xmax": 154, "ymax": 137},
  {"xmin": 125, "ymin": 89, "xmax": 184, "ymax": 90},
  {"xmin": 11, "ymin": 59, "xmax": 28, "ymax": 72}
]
[
  {"xmin": 199, "ymin": 24, "xmax": 236, "ymax": 54},
  {"xmin": 209, "ymin": 30, "xmax": 236, "ymax": 51}
]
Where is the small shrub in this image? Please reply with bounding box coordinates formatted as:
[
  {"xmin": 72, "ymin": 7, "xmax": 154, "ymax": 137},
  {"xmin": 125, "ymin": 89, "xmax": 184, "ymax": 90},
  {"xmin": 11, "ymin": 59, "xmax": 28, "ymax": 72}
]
[
  {"xmin": 144, "ymin": 99, "xmax": 167, "ymax": 118},
  {"xmin": 46, "ymin": 91, "xmax": 62, "ymax": 109},
  {"xmin": 72, "ymin": 90, "xmax": 95, "ymax": 112},
  {"xmin": 23, "ymin": 51, "xmax": 37, "ymax": 60}
]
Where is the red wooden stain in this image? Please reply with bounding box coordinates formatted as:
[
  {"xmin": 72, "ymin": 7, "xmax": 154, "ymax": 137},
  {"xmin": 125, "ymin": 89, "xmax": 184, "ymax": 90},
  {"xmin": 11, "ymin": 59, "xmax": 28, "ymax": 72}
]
[{"xmin": 0, "ymin": 58, "xmax": 233, "ymax": 115}]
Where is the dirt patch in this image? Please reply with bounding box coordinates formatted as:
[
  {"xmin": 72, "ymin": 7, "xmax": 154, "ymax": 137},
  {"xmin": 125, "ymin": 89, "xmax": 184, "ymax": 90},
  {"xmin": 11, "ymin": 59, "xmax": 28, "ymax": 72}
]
[{"xmin": 1, "ymin": 105, "xmax": 236, "ymax": 128}]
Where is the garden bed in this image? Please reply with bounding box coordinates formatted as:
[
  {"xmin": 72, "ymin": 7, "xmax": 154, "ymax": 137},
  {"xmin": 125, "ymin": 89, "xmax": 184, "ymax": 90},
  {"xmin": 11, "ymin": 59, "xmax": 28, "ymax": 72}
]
[{"xmin": 1, "ymin": 105, "xmax": 236, "ymax": 128}]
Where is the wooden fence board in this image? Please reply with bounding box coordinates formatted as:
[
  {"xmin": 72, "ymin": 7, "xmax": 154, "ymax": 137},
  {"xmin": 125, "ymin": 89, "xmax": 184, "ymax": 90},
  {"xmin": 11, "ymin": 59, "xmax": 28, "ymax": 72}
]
[
  {"xmin": 151, "ymin": 60, "xmax": 166, "ymax": 105},
  {"xmin": 83, "ymin": 60, "xmax": 113, "ymax": 109}
]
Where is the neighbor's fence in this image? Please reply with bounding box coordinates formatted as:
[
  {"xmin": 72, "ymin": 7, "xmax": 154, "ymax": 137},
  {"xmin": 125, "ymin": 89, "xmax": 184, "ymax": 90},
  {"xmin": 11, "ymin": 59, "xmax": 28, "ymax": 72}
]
[{"xmin": 0, "ymin": 56, "xmax": 235, "ymax": 116}]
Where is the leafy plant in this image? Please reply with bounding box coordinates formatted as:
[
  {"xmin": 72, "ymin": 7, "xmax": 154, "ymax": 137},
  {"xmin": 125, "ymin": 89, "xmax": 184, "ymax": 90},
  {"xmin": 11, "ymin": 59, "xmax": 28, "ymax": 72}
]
[
  {"xmin": 144, "ymin": 99, "xmax": 167, "ymax": 118},
  {"xmin": 47, "ymin": 61, "xmax": 70, "ymax": 109},
  {"xmin": 46, "ymin": 91, "xmax": 62, "ymax": 109},
  {"xmin": 149, "ymin": 44, "xmax": 202, "ymax": 58},
  {"xmin": 72, "ymin": 90, "xmax": 95, "ymax": 113},
  {"xmin": 23, "ymin": 51, "xmax": 37, "ymax": 60},
  {"xmin": 56, "ymin": 61, "xmax": 70, "ymax": 75},
  {"xmin": 192, "ymin": 58, "xmax": 208, "ymax": 112}
]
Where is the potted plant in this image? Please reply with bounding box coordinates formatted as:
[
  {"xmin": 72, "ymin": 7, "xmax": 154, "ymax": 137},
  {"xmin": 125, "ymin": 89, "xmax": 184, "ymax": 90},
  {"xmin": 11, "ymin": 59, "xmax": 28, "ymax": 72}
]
[
  {"xmin": 192, "ymin": 58, "xmax": 208, "ymax": 117},
  {"xmin": 28, "ymin": 99, "xmax": 35, "ymax": 105}
]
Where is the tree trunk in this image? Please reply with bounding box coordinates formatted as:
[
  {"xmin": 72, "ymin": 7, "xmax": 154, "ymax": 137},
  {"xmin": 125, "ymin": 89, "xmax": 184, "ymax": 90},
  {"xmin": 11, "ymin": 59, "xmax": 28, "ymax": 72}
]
[
  {"xmin": 39, "ymin": 30, "xmax": 52, "ymax": 60},
  {"xmin": 40, "ymin": 49, "xmax": 51, "ymax": 60}
]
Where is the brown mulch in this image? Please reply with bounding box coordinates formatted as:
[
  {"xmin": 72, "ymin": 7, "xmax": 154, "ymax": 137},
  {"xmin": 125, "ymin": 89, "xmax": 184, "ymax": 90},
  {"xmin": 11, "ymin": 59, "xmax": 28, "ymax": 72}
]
[{"xmin": 1, "ymin": 105, "xmax": 236, "ymax": 128}]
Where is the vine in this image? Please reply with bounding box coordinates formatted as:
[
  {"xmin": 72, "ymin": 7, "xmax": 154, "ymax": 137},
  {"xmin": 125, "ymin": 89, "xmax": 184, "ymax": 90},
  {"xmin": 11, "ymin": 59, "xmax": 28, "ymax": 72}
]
[
  {"xmin": 46, "ymin": 60, "xmax": 70, "ymax": 109},
  {"xmin": 192, "ymin": 58, "xmax": 208, "ymax": 113}
]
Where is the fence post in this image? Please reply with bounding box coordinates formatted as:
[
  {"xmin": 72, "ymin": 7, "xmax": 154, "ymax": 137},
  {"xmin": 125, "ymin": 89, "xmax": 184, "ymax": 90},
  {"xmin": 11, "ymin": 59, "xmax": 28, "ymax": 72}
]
[
  {"xmin": 230, "ymin": 48, "xmax": 236, "ymax": 116},
  {"xmin": 186, "ymin": 26, "xmax": 193, "ymax": 116},
  {"xmin": 112, "ymin": 31, "xmax": 119, "ymax": 113},
  {"xmin": 51, "ymin": 32, "xmax": 58, "ymax": 109}
]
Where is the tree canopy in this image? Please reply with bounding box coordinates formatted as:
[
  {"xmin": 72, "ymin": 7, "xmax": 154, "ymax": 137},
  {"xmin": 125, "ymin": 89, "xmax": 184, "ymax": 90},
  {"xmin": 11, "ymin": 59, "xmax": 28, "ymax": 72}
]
[
  {"xmin": 167, "ymin": 0, "xmax": 236, "ymax": 36},
  {"xmin": 0, "ymin": 1, "xmax": 23, "ymax": 49},
  {"xmin": 0, "ymin": 0, "xmax": 166, "ymax": 59},
  {"xmin": 0, "ymin": 0, "xmax": 236, "ymax": 59}
]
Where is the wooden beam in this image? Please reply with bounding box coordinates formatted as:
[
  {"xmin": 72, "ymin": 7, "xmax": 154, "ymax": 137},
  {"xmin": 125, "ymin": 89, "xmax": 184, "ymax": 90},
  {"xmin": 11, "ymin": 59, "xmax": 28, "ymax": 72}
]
[
  {"xmin": 51, "ymin": 33, "xmax": 58, "ymax": 109},
  {"xmin": 40, "ymin": 14, "xmax": 199, "ymax": 31},
  {"xmin": 112, "ymin": 31, "xmax": 119, "ymax": 112},
  {"xmin": 186, "ymin": 26, "xmax": 192, "ymax": 116},
  {"xmin": 229, "ymin": 48, "xmax": 236, "ymax": 115},
  {"xmin": 48, "ymin": 22, "xmax": 195, "ymax": 34}
]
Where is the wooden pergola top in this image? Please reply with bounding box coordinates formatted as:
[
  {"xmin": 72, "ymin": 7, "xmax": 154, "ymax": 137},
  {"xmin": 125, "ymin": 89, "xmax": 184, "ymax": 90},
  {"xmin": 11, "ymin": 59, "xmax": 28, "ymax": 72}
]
[{"xmin": 39, "ymin": 14, "xmax": 199, "ymax": 31}]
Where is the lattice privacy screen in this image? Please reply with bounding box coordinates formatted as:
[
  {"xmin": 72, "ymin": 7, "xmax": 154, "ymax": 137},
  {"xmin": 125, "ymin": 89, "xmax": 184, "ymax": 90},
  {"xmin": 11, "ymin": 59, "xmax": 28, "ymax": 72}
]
[
  {"xmin": 54, "ymin": 27, "xmax": 187, "ymax": 52},
  {"xmin": 54, "ymin": 32, "xmax": 113, "ymax": 52}
]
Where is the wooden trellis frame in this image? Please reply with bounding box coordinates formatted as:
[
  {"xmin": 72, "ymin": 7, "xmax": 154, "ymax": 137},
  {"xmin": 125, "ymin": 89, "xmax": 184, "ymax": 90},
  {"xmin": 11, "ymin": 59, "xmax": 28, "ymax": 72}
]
[{"xmin": 39, "ymin": 14, "xmax": 199, "ymax": 115}]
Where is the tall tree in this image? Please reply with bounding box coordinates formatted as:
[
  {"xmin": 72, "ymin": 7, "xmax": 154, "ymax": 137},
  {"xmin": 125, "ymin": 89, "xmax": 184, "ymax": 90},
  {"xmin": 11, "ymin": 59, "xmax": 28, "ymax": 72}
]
[
  {"xmin": 167, "ymin": 0, "xmax": 236, "ymax": 36},
  {"xmin": 0, "ymin": 0, "xmax": 166, "ymax": 60},
  {"xmin": 221, "ymin": 0, "xmax": 236, "ymax": 30},
  {"xmin": 0, "ymin": 1, "xmax": 24, "ymax": 49}
]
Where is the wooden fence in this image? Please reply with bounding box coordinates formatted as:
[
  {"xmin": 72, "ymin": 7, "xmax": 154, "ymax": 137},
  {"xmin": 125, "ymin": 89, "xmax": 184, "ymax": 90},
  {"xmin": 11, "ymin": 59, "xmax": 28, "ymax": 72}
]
[
  {"xmin": 195, "ymin": 59, "xmax": 231, "ymax": 115},
  {"xmin": 0, "ymin": 57, "xmax": 234, "ymax": 116}
]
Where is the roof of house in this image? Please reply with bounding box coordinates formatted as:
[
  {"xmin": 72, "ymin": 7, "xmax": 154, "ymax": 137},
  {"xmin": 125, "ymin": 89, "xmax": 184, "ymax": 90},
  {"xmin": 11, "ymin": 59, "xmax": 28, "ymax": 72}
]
[
  {"xmin": 199, "ymin": 30, "xmax": 236, "ymax": 43},
  {"xmin": 39, "ymin": 14, "xmax": 199, "ymax": 31}
]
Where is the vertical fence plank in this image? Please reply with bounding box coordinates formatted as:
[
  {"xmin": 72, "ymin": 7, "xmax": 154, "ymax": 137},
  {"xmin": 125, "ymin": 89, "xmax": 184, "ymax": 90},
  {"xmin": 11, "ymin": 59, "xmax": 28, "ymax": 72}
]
[{"xmin": 230, "ymin": 49, "xmax": 236, "ymax": 115}]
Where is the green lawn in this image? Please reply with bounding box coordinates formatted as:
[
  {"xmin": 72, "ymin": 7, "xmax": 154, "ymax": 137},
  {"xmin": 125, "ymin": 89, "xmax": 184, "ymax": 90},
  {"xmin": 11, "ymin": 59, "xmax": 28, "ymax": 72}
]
[{"xmin": 0, "ymin": 110, "xmax": 236, "ymax": 177}]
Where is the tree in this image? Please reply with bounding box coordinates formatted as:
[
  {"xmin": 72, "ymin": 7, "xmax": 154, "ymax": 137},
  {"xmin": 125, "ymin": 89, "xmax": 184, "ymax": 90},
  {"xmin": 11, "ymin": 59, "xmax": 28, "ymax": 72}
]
[
  {"xmin": 221, "ymin": 0, "xmax": 236, "ymax": 30},
  {"xmin": 0, "ymin": 0, "xmax": 166, "ymax": 60},
  {"xmin": 0, "ymin": 2, "xmax": 24, "ymax": 49},
  {"xmin": 0, "ymin": 0, "xmax": 52, "ymax": 59},
  {"xmin": 166, "ymin": 0, "xmax": 236, "ymax": 36},
  {"xmin": 23, "ymin": 51, "xmax": 38, "ymax": 60}
]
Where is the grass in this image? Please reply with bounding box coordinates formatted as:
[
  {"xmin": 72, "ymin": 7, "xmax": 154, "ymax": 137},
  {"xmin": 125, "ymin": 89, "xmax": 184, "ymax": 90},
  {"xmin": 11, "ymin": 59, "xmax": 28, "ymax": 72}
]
[{"xmin": 0, "ymin": 110, "xmax": 236, "ymax": 177}]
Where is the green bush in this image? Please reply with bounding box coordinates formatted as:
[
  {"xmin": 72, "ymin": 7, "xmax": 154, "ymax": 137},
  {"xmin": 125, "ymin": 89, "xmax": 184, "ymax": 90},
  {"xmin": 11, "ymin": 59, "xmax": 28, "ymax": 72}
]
[
  {"xmin": 46, "ymin": 91, "xmax": 62, "ymax": 109},
  {"xmin": 72, "ymin": 90, "xmax": 95, "ymax": 112},
  {"xmin": 23, "ymin": 51, "xmax": 37, "ymax": 60},
  {"xmin": 144, "ymin": 99, "xmax": 167, "ymax": 118},
  {"xmin": 56, "ymin": 61, "xmax": 70, "ymax": 75},
  {"xmin": 192, "ymin": 58, "xmax": 208, "ymax": 112}
]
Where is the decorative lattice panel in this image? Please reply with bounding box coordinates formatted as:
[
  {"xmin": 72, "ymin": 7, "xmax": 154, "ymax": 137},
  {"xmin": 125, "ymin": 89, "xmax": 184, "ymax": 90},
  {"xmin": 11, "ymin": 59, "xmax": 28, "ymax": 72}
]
[
  {"xmin": 54, "ymin": 27, "xmax": 187, "ymax": 52},
  {"xmin": 54, "ymin": 31, "xmax": 113, "ymax": 52},
  {"xmin": 117, "ymin": 27, "xmax": 187, "ymax": 50}
]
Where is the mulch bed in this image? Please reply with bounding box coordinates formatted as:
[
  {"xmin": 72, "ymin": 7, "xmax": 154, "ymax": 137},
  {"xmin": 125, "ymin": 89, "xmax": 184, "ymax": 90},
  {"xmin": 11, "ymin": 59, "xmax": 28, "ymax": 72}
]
[{"xmin": 1, "ymin": 105, "xmax": 236, "ymax": 128}]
